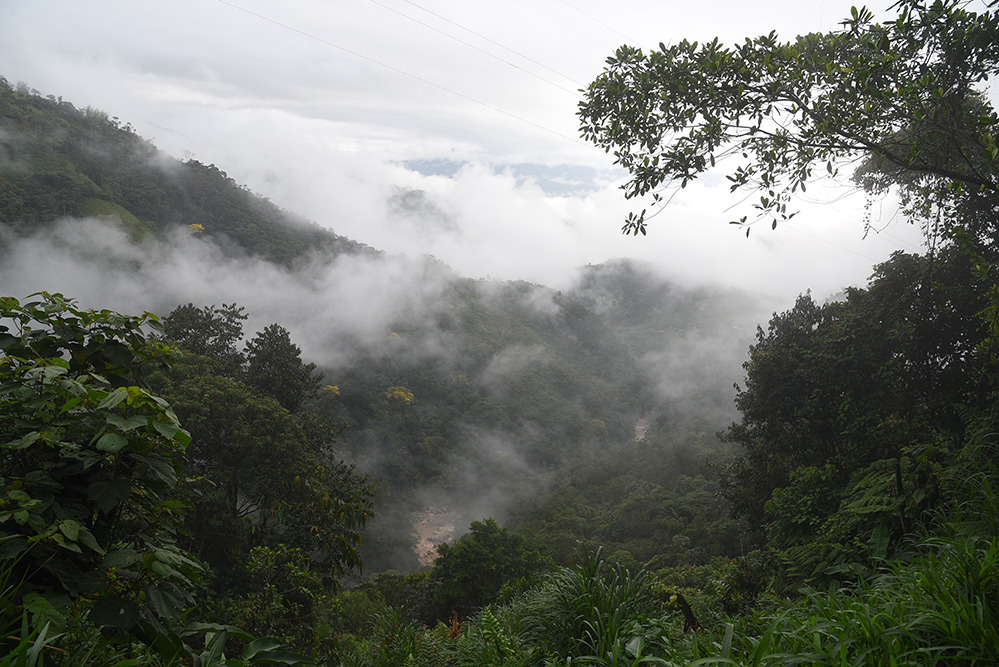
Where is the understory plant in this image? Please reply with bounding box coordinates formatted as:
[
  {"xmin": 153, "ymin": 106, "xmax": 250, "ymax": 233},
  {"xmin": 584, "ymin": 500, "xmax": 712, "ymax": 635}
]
[{"xmin": 648, "ymin": 533, "xmax": 999, "ymax": 666}]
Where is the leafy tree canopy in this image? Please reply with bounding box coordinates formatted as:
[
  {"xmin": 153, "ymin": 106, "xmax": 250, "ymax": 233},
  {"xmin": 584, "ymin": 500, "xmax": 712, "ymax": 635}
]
[
  {"xmin": 162, "ymin": 302, "xmax": 247, "ymax": 379},
  {"xmin": 579, "ymin": 0, "xmax": 999, "ymax": 236},
  {"xmin": 722, "ymin": 246, "xmax": 990, "ymax": 551},
  {"xmin": 0, "ymin": 293, "xmax": 196, "ymax": 634},
  {"xmin": 244, "ymin": 323, "xmax": 322, "ymax": 414},
  {"xmin": 155, "ymin": 303, "xmax": 373, "ymax": 589},
  {"xmin": 426, "ymin": 518, "xmax": 551, "ymax": 622}
]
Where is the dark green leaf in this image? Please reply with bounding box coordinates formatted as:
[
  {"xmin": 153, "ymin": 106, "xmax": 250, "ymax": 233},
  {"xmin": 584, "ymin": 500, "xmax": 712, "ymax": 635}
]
[
  {"xmin": 89, "ymin": 595, "xmax": 140, "ymax": 630},
  {"xmin": 97, "ymin": 388, "xmax": 128, "ymax": 410},
  {"xmin": 96, "ymin": 432, "xmax": 128, "ymax": 453},
  {"xmin": 88, "ymin": 478, "xmax": 132, "ymax": 513},
  {"xmin": 152, "ymin": 417, "xmax": 180, "ymax": 439},
  {"xmin": 243, "ymin": 638, "xmax": 283, "ymax": 660}
]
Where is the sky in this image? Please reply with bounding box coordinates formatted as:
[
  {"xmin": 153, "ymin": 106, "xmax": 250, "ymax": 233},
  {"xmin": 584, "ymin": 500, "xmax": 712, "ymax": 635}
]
[{"xmin": 0, "ymin": 0, "xmax": 935, "ymax": 304}]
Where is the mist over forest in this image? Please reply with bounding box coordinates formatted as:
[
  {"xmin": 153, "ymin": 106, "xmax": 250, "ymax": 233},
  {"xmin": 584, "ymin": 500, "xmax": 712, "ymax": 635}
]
[
  {"xmin": 0, "ymin": 79, "xmax": 772, "ymax": 575},
  {"xmin": 8, "ymin": 12, "xmax": 996, "ymax": 658}
]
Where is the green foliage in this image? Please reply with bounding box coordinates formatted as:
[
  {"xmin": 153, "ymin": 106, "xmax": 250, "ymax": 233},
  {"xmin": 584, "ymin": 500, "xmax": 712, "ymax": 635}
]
[
  {"xmin": 426, "ymin": 518, "xmax": 551, "ymax": 622},
  {"xmin": 579, "ymin": 0, "xmax": 999, "ymax": 236},
  {"xmin": 771, "ymin": 450, "xmax": 960, "ymax": 584},
  {"xmin": 0, "ymin": 294, "xmax": 337, "ymax": 666},
  {"xmin": 511, "ymin": 438, "xmax": 741, "ymax": 571},
  {"xmin": 0, "ymin": 293, "xmax": 196, "ymax": 634},
  {"xmin": 722, "ymin": 247, "xmax": 989, "ymax": 546},
  {"xmin": 330, "ymin": 513, "xmax": 999, "ymax": 666},
  {"xmin": 341, "ymin": 608, "xmax": 447, "ymax": 667},
  {"xmin": 452, "ymin": 604, "xmax": 536, "ymax": 667},
  {"xmin": 0, "ymin": 80, "xmax": 373, "ymax": 264},
  {"xmin": 244, "ymin": 324, "xmax": 322, "ymax": 414},
  {"xmin": 657, "ymin": 534, "xmax": 999, "ymax": 666},
  {"xmin": 330, "ymin": 588, "xmax": 391, "ymax": 637},
  {"xmin": 225, "ymin": 545, "xmax": 332, "ymax": 659},
  {"xmin": 347, "ymin": 571, "xmax": 430, "ymax": 629},
  {"xmin": 943, "ymin": 429, "xmax": 999, "ymax": 538},
  {"xmin": 155, "ymin": 304, "xmax": 374, "ymax": 590},
  {"xmin": 175, "ymin": 372, "xmax": 310, "ymax": 513},
  {"xmin": 162, "ymin": 303, "xmax": 247, "ymax": 379},
  {"xmin": 764, "ymin": 464, "xmax": 842, "ymax": 548},
  {"xmin": 514, "ymin": 546, "xmax": 657, "ymax": 661}
]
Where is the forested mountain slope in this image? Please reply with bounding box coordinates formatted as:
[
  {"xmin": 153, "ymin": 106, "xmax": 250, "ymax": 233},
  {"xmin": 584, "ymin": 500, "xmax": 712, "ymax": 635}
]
[
  {"xmin": 0, "ymin": 77, "xmax": 373, "ymax": 264},
  {"xmin": 0, "ymin": 78, "xmax": 758, "ymax": 574}
]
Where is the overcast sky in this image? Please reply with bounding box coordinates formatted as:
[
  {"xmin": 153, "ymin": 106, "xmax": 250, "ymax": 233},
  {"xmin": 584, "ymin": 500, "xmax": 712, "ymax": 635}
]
[{"xmin": 1, "ymin": 0, "xmax": 936, "ymax": 303}]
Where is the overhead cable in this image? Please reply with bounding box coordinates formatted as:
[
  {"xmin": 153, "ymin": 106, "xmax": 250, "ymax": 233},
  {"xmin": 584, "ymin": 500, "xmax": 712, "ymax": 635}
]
[
  {"xmin": 399, "ymin": 0, "xmax": 586, "ymax": 87},
  {"xmin": 366, "ymin": 0, "xmax": 581, "ymax": 96},
  {"xmin": 214, "ymin": 0, "xmax": 588, "ymax": 147}
]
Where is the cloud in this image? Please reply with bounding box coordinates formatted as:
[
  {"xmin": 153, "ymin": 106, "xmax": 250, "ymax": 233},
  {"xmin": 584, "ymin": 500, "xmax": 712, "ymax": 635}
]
[
  {"xmin": 479, "ymin": 345, "xmax": 551, "ymax": 392},
  {"xmin": 0, "ymin": 217, "xmax": 460, "ymax": 370},
  {"xmin": 448, "ymin": 422, "xmax": 547, "ymax": 522},
  {"xmin": 0, "ymin": 0, "xmax": 930, "ymax": 315},
  {"xmin": 172, "ymin": 118, "xmax": 923, "ymax": 307},
  {"xmin": 388, "ymin": 186, "xmax": 458, "ymax": 236}
]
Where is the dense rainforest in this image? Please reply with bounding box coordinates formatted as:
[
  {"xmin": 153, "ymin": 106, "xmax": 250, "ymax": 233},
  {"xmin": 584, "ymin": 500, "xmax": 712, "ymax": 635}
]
[{"xmin": 3, "ymin": 1, "xmax": 999, "ymax": 663}]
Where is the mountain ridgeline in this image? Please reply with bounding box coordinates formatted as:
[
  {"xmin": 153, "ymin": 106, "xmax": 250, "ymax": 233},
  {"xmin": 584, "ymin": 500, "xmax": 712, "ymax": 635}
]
[
  {"xmin": 0, "ymin": 77, "xmax": 373, "ymax": 264},
  {"xmin": 0, "ymin": 77, "xmax": 756, "ymax": 574}
]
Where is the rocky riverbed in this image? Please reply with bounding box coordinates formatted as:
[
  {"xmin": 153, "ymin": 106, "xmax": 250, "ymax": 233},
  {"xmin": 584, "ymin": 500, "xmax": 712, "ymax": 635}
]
[{"xmin": 412, "ymin": 506, "xmax": 461, "ymax": 565}]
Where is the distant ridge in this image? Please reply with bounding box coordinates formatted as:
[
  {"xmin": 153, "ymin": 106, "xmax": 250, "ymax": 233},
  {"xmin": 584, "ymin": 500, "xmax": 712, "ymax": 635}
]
[{"xmin": 0, "ymin": 75, "xmax": 377, "ymax": 265}]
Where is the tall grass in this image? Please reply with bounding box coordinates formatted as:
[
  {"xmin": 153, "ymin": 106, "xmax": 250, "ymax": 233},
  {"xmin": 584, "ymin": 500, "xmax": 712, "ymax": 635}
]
[
  {"xmin": 513, "ymin": 546, "xmax": 656, "ymax": 662},
  {"xmin": 329, "ymin": 529, "xmax": 998, "ymax": 667},
  {"xmin": 651, "ymin": 532, "xmax": 999, "ymax": 667}
]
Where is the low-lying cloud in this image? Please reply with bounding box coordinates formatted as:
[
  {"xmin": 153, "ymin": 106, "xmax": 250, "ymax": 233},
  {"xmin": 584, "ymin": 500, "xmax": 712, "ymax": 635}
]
[{"xmin": 0, "ymin": 217, "xmax": 458, "ymax": 369}]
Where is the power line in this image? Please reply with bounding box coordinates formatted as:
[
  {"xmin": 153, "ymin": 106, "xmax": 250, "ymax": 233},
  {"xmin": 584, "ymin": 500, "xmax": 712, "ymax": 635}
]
[
  {"xmin": 558, "ymin": 0, "xmax": 639, "ymax": 46},
  {"xmin": 214, "ymin": 0, "xmax": 589, "ymax": 147},
  {"xmin": 366, "ymin": 0, "xmax": 581, "ymax": 96},
  {"xmin": 398, "ymin": 0, "xmax": 586, "ymax": 87},
  {"xmin": 781, "ymin": 222, "xmax": 882, "ymax": 262}
]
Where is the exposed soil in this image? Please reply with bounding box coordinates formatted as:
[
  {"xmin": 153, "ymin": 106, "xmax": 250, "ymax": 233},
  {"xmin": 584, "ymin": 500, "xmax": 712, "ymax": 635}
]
[
  {"xmin": 634, "ymin": 417, "xmax": 649, "ymax": 441},
  {"xmin": 412, "ymin": 506, "xmax": 461, "ymax": 566}
]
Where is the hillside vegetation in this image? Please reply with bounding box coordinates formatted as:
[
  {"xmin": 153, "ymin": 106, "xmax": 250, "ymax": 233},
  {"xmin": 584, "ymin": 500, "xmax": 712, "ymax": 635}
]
[
  {"xmin": 0, "ymin": 77, "xmax": 371, "ymax": 264},
  {"xmin": 4, "ymin": 1, "xmax": 999, "ymax": 658},
  {"xmin": 1, "ymin": 75, "xmax": 753, "ymax": 578}
]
